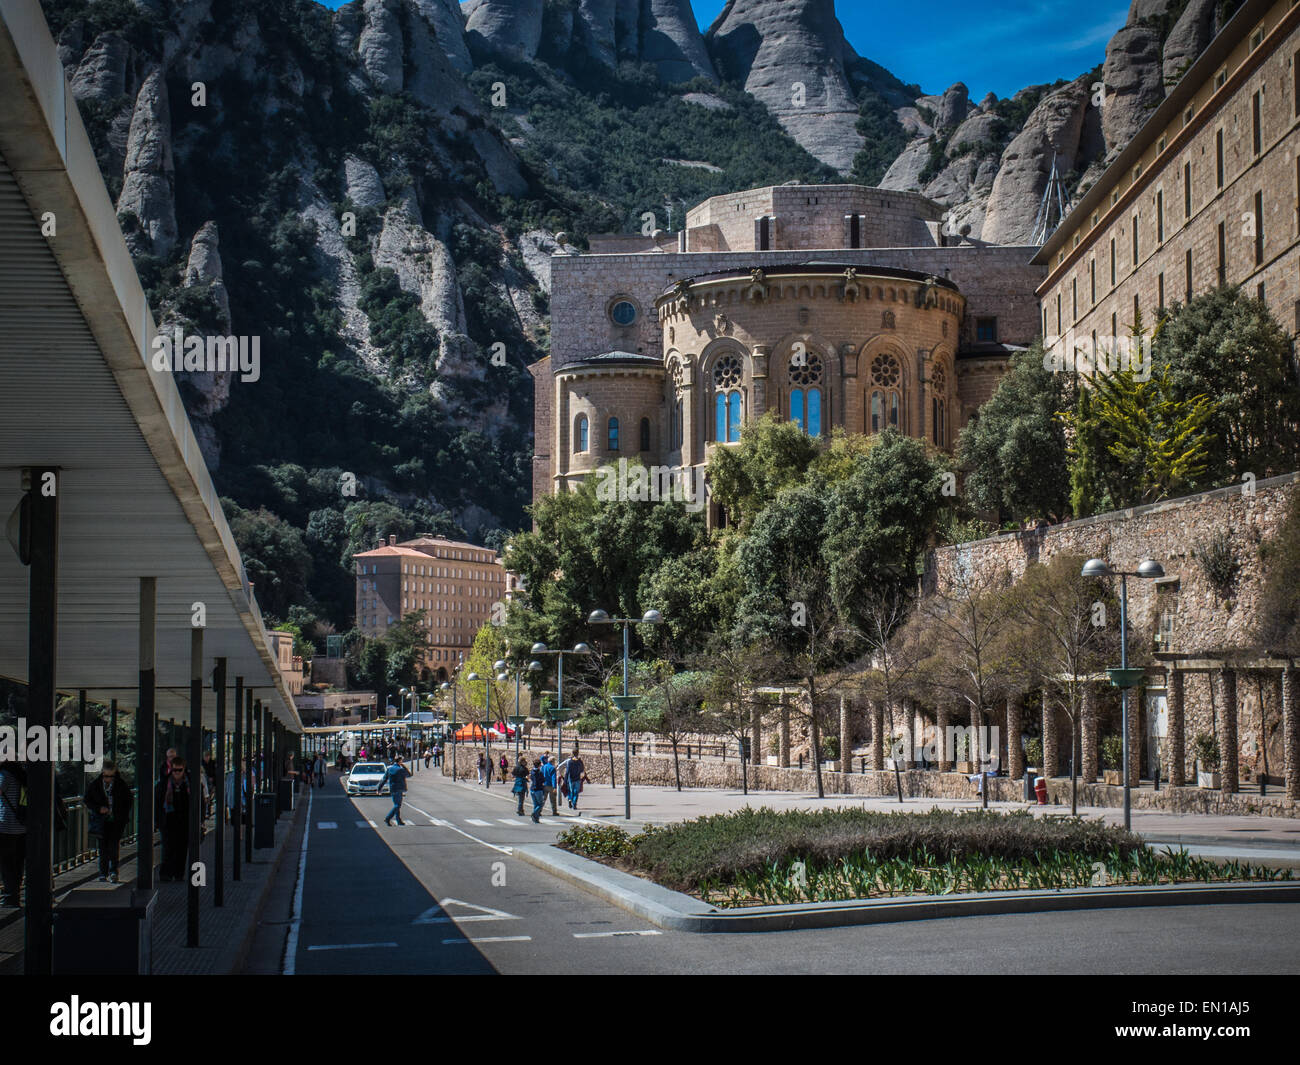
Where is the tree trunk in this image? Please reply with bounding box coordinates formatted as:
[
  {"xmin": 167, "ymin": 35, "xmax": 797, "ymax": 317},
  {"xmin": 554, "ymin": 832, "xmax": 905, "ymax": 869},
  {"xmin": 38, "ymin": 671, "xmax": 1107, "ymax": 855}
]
[
  {"xmin": 809, "ymin": 679, "xmax": 825, "ymax": 799},
  {"xmin": 604, "ymin": 708, "xmax": 616, "ymax": 788},
  {"xmin": 671, "ymin": 737, "xmax": 681, "ymax": 791}
]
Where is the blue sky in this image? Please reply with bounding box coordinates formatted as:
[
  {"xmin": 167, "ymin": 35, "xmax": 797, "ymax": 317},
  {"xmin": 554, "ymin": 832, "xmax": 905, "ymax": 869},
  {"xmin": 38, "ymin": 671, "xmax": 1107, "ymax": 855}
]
[{"xmin": 314, "ymin": 0, "xmax": 1130, "ymax": 102}]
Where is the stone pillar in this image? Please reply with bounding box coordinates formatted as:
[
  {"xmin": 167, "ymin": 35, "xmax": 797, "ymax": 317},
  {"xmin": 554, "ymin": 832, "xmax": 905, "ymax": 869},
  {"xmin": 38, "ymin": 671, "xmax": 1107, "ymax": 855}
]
[
  {"xmin": 1283, "ymin": 666, "xmax": 1299, "ymax": 800},
  {"xmin": 1126, "ymin": 686, "xmax": 1141, "ymax": 787},
  {"xmin": 1042, "ymin": 691, "xmax": 1059, "ymax": 777},
  {"xmin": 1081, "ymin": 684, "xmax": 1098, "ymax": 782},
  {"xmin": 839, "ymin": 695, "xmax": 851, "ymax": 774},
  {"xmin": 1219, "ymin": 668, "xmax": 1239, "ymax": 794},
  {"xmin": 779, "ymin": 697, "xmax": 791, "ymax": 768},
  {"xmin": 750, "ymin": 703, "xmax": 763, "ymax": 766},
  {"xmin": 936, "ymin": 705, "xmax": 952, "ymax": 771},
  {"xmin": 870, "ymin": 700, "xmax": 884, "ymax": 770},
  {"xmin": 1007, "ymin": 696, "xmax": 1024, "ymax": 779},
  {"xmin": 1167, "ymin": 669, "xmax": 1185, "ymax": 787}
]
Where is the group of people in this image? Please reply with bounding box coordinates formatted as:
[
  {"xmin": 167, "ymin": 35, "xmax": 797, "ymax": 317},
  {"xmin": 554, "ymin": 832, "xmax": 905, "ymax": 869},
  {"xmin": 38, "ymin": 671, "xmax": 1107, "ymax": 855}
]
[{"xmin": 512, "ymin": 751, "xmax": 585, "ymax": 822}]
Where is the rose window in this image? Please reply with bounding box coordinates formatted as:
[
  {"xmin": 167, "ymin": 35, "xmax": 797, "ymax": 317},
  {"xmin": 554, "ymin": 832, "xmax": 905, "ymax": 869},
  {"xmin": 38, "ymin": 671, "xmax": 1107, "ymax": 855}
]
[
  {"xmin": 713, "ymin": 354, "xmax": 743, "ymax": 389},
  {"xmin": 789, "ymin": 352, "xmax": 823, "ymax": 386},
  {"xmin": 870, "ymin": 353, "xmax": 901, "ymax": 388}
]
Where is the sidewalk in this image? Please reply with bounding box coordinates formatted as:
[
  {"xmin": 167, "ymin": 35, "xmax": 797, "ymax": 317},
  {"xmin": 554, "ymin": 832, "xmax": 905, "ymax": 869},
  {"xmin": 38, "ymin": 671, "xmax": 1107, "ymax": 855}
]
[
  {"xmin": 0, "ymin": 785, "xmax": 303, "ymax": 975},
  {"xmin": 440, "ymin": 774, "xmax": 1300, "ymax": 856}
]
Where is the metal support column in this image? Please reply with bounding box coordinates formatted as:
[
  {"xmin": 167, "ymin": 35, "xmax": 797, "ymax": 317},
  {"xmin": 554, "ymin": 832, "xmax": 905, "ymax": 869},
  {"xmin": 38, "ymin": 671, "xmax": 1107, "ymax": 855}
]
[
  {"xmin": 109, "ymin": 698, "xmax": 118, "ymax": 765},
  {"xmin": 187, "ymin": 628, "xmax": 203, "ymax": 946},
  {"xmin": 232, "ymin": 676, "xmax": 243, "ymax": 881},
  {"xmin": 23, "ymin": 466, "xmax": 59, "ymax": 976},
  {"xmin": 213, "ymin": 657, "xmax": 226, "ymax": 906},
  {"xmin": 137, "ymin": 577, "xmax": 156, "ymax": 891},
  {"xmin": 245, "ymin": 691, "xmax": 254, "ymax": 863}
]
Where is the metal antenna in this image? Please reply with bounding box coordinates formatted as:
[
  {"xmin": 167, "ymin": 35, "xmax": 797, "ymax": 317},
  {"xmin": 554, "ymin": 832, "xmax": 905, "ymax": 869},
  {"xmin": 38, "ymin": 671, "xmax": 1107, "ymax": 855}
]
[{"xmin": 1031, "ymin": 152, "xmax": 1069, "ymax": 246}]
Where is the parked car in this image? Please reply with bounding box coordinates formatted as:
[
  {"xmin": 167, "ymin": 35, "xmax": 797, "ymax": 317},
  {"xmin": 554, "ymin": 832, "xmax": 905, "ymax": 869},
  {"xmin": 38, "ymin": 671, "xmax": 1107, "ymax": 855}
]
[
  {"xmin": 399, "ymin": 711, "xmax": 438, "ymax": 724},
  {"xmin": 345, "ymin": 762, "xmax": 390, "ymax": 796}
]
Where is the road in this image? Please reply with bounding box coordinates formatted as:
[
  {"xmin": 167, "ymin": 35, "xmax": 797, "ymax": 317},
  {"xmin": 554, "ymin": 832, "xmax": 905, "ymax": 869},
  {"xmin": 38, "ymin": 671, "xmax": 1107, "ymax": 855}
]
[{"xmin": 243, "ymin": 768, "xmax": 1300, "ymax": 975}]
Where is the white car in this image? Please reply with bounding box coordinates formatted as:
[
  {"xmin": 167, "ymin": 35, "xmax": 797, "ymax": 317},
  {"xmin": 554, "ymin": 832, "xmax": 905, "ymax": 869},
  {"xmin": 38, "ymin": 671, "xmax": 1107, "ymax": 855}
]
[{"xmin": 345, "ymin": 762, "xmax": 390, "ymax": 796}]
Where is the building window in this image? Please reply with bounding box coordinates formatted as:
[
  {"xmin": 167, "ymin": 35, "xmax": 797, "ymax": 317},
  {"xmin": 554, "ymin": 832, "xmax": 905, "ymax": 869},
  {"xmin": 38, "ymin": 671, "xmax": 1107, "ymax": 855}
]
[
  {"xmin": 575, "ymin": 414, "xmax": 589, "ymax": 452},
  {"xmin": 1250, "ymin": 26, "xmax": 1263, "ymax": 52},
  {"xmin": 789, "ymin": 351, "xmax": 825, "ymax": 436},
  {"xmin": 882, "ymin": 310, "xmax": 896, "ymax": 329},
  {"xmin": 1110, "ymin": 237, "xmax": 1117, "ymax": 286},
  {"xmin": 671, "ymin": 398, "xmax": 683, "ymax": 450},
  {"xmin": 607, "ymin": 416, "xmax": 620, "ymax": 452},
  {"xmin": 1185, "ymin": 247, "xmax": 1193, "ymax": 302},
  {"xmin": 610, "ymin": 299, "xmax": 637, "ymax": 326},
  {"xmin": 712, "ymin": 353, "xmax": 744, "ymax": 443},
  {"xmin": 1090, "ymin": 260, "xmax": 1096, "ymax": 305},
  {"xmin": 868, "ymin": 352, "xmax": 903, "ymax": 434},
  {"xmin": 1254, "ymin": 190, "xmax": 1264, "ymax": 265},
  {"xmin": 1156, "ymin": 189, "xmax": 1164, "ymax": 243},
  {"xmin": 1158, "ymin": 272, "xmax": 1165, "ymax": 315},
  {"xmin": 930, "ymin": 364, "xmax": 947, "ymax": 447},
  {"xmin": 1295, "ymin": 50, "xmax": 1300, "ymax": 117},
  {"xmin": 1258, "ymin": 281, "xmax": 1266, "ymax": 302},
  {"xmin": 639, "ymin": 417, "xmax": 651, "ymax": 451},
  {"xmin": 1184, "ymin": 162, "xmax": 1192, "ymax": 220},
  {"xmin": 1133, "ymin": 293, "xmax": 1140, "ymax": 325},
  {"xmin": 758, "ymin": 216, "xmax": 771, "ymax": 251},
  {"xmin": 1072, "ymin": 277, "xmax": 1077, "ymax": 320},
  {"xmin": 1252, "ymin": 91, "xmax": 1262, "ymax": 156},
  {"xmin": 1055, "ymin": 292, "xmax": 1061, "ymax": 334},
  {"xmin": 1215, "ymin": 129, "xmax": 1224, "ymax": 188},
  {"xmin": 1132, "ymin": 213, "xmax": 1139, "ymax": 265},
  {"xmin": 976, "ymin": 317, "xmax": 997, "ymax": 342}
]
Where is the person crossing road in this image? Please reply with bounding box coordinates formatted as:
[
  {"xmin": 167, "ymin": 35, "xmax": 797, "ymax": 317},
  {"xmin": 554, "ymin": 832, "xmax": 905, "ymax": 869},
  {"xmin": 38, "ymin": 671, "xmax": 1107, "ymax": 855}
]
[{"xmin": 383, "ymin": 755, "xmax": 411, "ymax": 826}]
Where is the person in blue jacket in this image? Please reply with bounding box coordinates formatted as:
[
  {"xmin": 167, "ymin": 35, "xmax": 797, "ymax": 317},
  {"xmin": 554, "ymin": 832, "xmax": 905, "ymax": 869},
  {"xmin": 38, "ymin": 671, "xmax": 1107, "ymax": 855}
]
[
  {"xmin": 383, "ymin": 755, "xmax": 411, "ymax": 826},
  {"xmin": 542, "ymin": 753, "xmax": 558, "ymax": 815}
]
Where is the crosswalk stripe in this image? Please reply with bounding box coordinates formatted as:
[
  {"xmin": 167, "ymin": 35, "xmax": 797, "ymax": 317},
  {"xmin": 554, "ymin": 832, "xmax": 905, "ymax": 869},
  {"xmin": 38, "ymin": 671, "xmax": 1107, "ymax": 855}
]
[
  {"xmin": 572, "ymin": 930, "xmax": 663, "ymax": 938},
  {"xmin": 356, "ymin": 820, "xmax": 370, "ymax": 828},
  {"xmin": 442, "ymin": 936, "xmax": 531, "ymax": 945},
  {"xmin": 429, "ymin": 817, "xmax": 451, "ymax": 827},
  {"xmin": 497, "ymin": 818, "xmax": 519, "ymax": 825},
  {"xmin": 465, "ymin": 818, "xmax": 492, "ymax": 826},
  {"xmin": 316, "ymin": 821, "xmax": 338, "ymax": 829}
]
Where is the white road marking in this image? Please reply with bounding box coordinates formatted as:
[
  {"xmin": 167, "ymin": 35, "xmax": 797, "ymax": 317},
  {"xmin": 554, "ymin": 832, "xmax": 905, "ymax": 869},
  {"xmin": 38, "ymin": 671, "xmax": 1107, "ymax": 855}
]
[
  {"xmin": 572, "ymin": 930, "xmax": 663, "ymax": 939},
  {"xmin": 413, "ymin": 898, "xmax": 519, "ymax": 924},
  {"xmin": 405, "ymin": 803, "xmax": 512, "ymax": 854},
  {"xmin": 465, "ymin": 818, "xmax": 492, "ymax": 826},
  {"xmin": 497, "ymin": 818, "xmax": 520, "ymax": 825},
  {"xmin": 355, "ymin": 820, "xmax": 370, "ymax": 828},
  {"xmin": 442, "ymin": 936, "xmax": 531, "ymax": 945},
  {"xmin": 429, "ymin": 817, "xmax": 451, "ymax": 827},
  {"xmin": 307, "ymin": 942, "xmax": 399, "ymax": 952},
  {"xmin": 283, "ymin": 786, "xmax": 313, "ymax": 975},
  {"xmin": 367, "ymin": 819, "xmax": 378, "ymax": 828},
  {"xmin": 317, "ymin": 821, "xmax": 337, "ymax": 829}
]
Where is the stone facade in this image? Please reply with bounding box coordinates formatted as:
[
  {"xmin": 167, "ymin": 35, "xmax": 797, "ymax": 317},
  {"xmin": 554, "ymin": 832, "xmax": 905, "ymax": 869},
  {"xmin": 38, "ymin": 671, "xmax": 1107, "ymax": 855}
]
[
  {"xmin": 535, "ymin": 182, "xmax": 1045, "ymax": 516},
  {"xmin": 1037, "ymin": 0, "xmax": 1300, "ymax": 360},
  {"xmin": 928, "ymin": 474, "xmax": 1300, "ymax": 796}
]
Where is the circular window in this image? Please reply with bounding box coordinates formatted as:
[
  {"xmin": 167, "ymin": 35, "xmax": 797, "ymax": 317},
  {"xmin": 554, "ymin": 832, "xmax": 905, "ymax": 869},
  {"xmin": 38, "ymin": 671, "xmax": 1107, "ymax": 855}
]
[{"xmin": 610, "ymin": 300, "xmax": 637, "ymax": 326}]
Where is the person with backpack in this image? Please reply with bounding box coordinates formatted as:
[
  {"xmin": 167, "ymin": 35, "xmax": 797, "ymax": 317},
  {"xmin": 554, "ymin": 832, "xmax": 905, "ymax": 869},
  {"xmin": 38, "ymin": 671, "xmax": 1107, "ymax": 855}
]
[
  {"xmin": 476, "ymin": 752, "xmax": 486, "ymax": 784},
  {"xmin": 528, "ymin": 758, "xmax": 547, "ymax": 823},
  {"xmin": 498, "ymin": 753, "xmax": 509, "ymax": 784},
  {"xmin": 0, "ymin": 761, "xmax": 27, "ymax": 907},
  {"xmin": 565, "ymin": 750, "xmax": 586, "ymax": 812},
  {"xmin": 383, "ymin": 755, "xmax": 411, "ymax": 826},
  {"xmin": 541, "ymin": 753, "xmax": 558, "ymax": 815},
  {"xmin": 84, "ymin": 760, "xmax": 133, "ymax": 883},
  {"xmin": 511, "ymin": 754, "xmax": 529, "ymax": 815}
]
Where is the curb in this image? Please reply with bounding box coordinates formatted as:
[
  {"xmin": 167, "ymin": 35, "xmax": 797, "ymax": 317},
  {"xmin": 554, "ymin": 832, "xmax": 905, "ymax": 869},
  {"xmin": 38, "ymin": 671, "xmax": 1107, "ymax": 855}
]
[
  {"xmin": 512, "ymin": 844, "xmax": 1300, "ymax": 933},
  {"xmin": 230, "ymin": 790, "xmax": 306, "ymax": 974}
]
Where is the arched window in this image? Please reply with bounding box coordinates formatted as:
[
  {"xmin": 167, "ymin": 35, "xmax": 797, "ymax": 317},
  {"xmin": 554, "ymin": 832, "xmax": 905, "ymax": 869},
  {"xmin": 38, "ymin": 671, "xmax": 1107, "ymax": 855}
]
[
  {"xmin": 712, "ymin": 353, "xmax": 743, "ymax": 443},
  {"xmin": 868, "ymin": 353, "xmax": 902, "ymax": 434},
  {"xmin": 575, "ymin": 414, "xmax": 588, "ymax": 452},
  {"xmin": 639, "ymin": 417, "xmax": 651, "ymax": 452},
  {"xmin": 671, "ymin": 398, "xmax": 683, "ymax": 450},
  {"xmin": 931, "ymin": 364, "xmax": 947, "ymax": 447},
  {"xmin": 608, "ymin": 417, "xmax": 620, "ymax": 451},
  {"xmin": 789, "ymin": 350, "xmax": 824, "ymax": 436}
]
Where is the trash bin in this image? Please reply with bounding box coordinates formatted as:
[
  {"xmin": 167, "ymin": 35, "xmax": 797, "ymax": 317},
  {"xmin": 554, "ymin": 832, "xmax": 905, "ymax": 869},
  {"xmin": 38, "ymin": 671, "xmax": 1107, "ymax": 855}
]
[
  {"xmin": 53, "ymin": 886, "xmax": 156, "ymax": 975},
  {"xmin": 1034, "ymin": 776, "xmax": 1048, "ymax": 805},
  {"xmin": 277, "ymin": 777, "xmax": 294, "ymax": 815},
  {"xmin": 1024, "ymin": 769, "xmax": 1035, "ymax": 802},
  {"xmin": 254, "ymin": 792, "xmax": 276, "ymax": 848}
]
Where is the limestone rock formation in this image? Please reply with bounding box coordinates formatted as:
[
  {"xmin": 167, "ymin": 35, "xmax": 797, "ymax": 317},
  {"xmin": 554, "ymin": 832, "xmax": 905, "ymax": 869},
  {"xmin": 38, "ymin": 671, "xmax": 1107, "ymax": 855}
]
[
  {"xmin": 344, "ymin": 155, "xmax": 386, "ymax": 208},
  {"xmin": 465, "ymin": 0, "xmax": 544, "ymax": 59},
  {"xmin": 706, "ymin": 0, "xmax": 862, "ymax": 172},
  {"xmin": 642, "ymin": 0, "xmax": 716, "ymax": 84},
  {"xmin": 357, "ymin": 0, "xmax": 404, "ymax": 93},
  {"xmin": 415, "ymin": 0, "xmax": 472, "ymax": 73},
  {"xmin": 1100, "ymin": 23, "xmax": 1164, "ymax": 152},
  {"xmin": 982, "ymin": 76, "xmax": 1096, "ymax": 245},
  {"xmin": 117, "ymin": 69, "xmax": 177, "ymax": 259},
  {"xmin": 1162, "ymin": 0, "xmax": 1219, "ymax": 87},
  {"xmin": 183, "ymin": 221, "xmax": 231, "ymax": 333},
  {"xmin": 70, "ymin": 32, "xmax": 129, "ymax": 102}
]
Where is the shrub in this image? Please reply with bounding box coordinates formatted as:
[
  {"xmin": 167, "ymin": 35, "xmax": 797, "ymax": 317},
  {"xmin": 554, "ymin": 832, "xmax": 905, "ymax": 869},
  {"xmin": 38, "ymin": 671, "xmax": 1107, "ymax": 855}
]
[
  {"xmin": 556, "ymin": 823, "xmax": 634, "ymax": 859},
  {"xmin": 1025, "ymin": 736, "xmax": 1043, "ymax": 767},
  {"xmin": 1101, "ymin": 734, "xmax": 1123, "ymax": 770},
  {"xmin": 1193, "ymin": 733, "xmax": 1221, "ymax": 772}
]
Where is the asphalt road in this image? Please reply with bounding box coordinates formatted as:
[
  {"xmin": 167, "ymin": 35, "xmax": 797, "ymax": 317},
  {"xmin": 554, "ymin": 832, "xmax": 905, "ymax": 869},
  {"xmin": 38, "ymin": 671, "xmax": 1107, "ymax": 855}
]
[{"xmin": 251, "ymin": 769, "xmax": 1300, "ymax": 975}]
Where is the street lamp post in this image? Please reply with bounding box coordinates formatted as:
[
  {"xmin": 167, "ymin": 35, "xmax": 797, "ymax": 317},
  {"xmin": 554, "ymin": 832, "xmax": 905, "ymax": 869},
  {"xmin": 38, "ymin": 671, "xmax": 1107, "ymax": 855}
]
[
  {"xmin": 439, "ymin": 660, "xmax": 463, "ymax": 781},
  {"xmin": 530, "ymin": 642, "xmax": 591, "ymax": 759},
  {"xmin": 1081, "ymin": 557, "xmax": 1166, "ymax": 832},
  {"xmin": 588, "ymin": 608, "xmax": 663, "ymax": 820},
  {"xmin": 500, "ymin": 655, "xmax": 543, "ymax": 760}
]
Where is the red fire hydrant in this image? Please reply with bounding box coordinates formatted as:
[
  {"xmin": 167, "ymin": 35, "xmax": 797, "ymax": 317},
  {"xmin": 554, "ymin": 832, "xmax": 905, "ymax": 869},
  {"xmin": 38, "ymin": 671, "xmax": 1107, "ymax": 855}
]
[{"xmin": 1034, "ymin": 777, "xmax": 1048, "ymax": 805}]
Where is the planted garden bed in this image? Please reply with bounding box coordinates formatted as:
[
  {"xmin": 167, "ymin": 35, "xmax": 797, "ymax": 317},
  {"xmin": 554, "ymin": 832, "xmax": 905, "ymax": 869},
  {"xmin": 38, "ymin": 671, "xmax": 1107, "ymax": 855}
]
[{"xmin": 556, "ymin": 808, "xmax": 1293, "ymax": 908}]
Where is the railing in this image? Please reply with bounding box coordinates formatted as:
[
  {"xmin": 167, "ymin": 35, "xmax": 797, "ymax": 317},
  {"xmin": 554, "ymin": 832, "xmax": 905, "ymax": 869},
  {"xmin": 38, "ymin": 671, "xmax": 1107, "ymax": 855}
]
[{"xmin": 53, "ymin": 797, "xmax": 139, "ymax": 875}]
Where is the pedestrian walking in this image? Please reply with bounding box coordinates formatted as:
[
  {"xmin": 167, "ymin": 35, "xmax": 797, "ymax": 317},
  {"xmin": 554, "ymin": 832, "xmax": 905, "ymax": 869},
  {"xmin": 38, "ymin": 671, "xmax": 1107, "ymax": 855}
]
[
  {"xmin": 529, "ymin": 758, "xmax": 547, "ymax": 823},
  {"xmin": 424, "ymin": 748, "xmax": 432, "ymax": 770},
  {"xmin": 0, "ymin": 761, "xmax": 27, "ymax": 907},
  {"xmin": 383, "ymin": 756, "xmax": 411, "ymax": 826},
  {"xmin": 84, "ymin": 760, "xmax": 132, "ymax": 882},
  {"xmin": 314, "ymin": 751, "xmax": 326, "ymax": 787},
  {"xmin": 226, "ymin": 759, "xmax": 250, "ymax": 825},
  {"xmin": 542, "ymin": 753, "xmax": 558, "ymax": 815},
  {"xmin": 512, "ymin": 755, "xmax": 529, "ymax": 815},
  {"xmin": 498, "ymin": 754, "xmax": 509, "ymax": 784},
  {"xmin": 565, "ymin": 750, "xmax": 585, "ymax": 811},
  {"xmin": 476, "ymin": 752, "xmax": 486, "ymax": 784},
  {"xmin": 155, "ymin": 756, "xmax": 191, "ymax": 882}
]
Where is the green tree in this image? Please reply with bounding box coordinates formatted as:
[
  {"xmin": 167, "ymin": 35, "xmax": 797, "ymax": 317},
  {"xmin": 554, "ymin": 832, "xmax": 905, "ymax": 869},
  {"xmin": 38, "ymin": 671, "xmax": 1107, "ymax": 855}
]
[
  {"xmin": 1154, "ymin": 286, "xmax": 1300, "ymax": 482},
  {"xmin": 707, "ymin": 412, "xmax": 820, "ymax": 531},
  {"xmin": 223, "ymin": 499, "xmax": 314, "ymax": 620},
  {"xmin": 958, "ymin": 340, "xmax": 1070, "ymax": 523}
]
